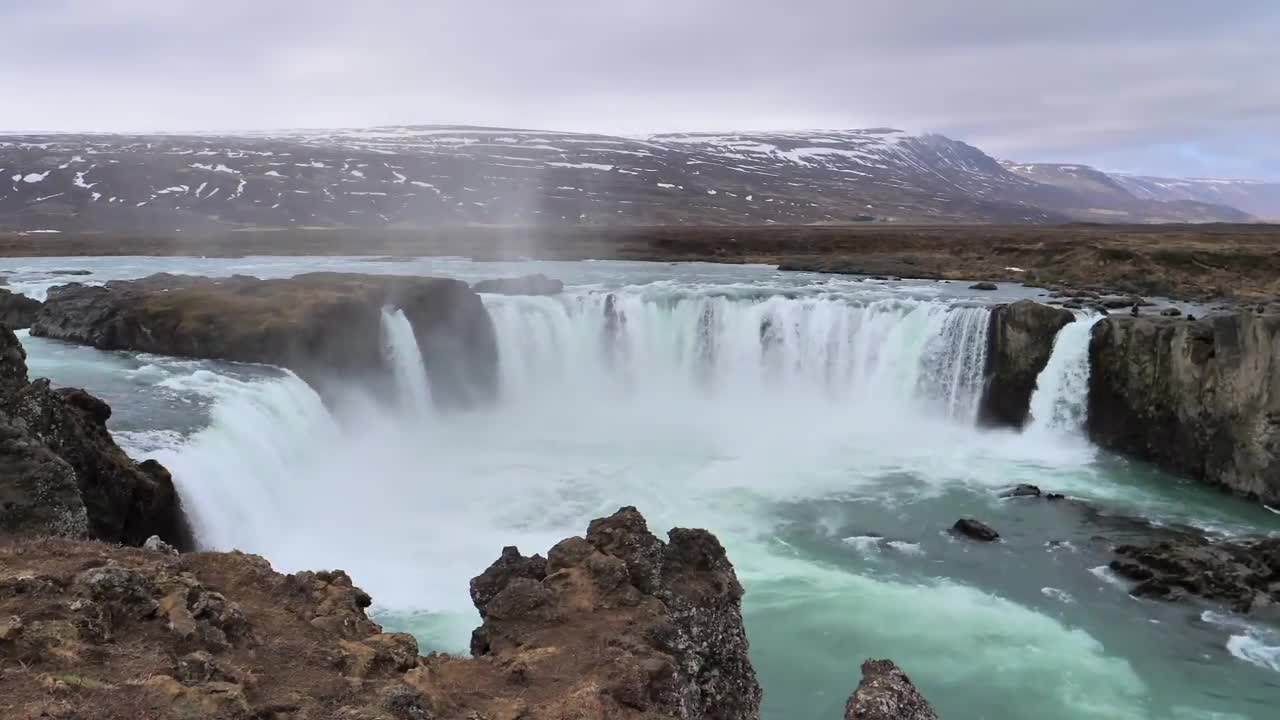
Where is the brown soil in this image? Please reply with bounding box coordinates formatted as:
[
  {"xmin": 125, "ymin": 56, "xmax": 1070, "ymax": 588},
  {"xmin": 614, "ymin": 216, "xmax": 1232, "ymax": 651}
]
[{"xmin": 3, "ymin": 224, "xmax": 1279, "ymax": 301}]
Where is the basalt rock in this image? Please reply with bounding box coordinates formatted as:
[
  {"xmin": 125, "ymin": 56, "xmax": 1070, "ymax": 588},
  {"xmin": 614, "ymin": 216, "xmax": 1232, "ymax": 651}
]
[
  {"xmin": 1110, "ymin": 536, "xmax": 1280, "ymax": 613},
  {"xmin": 0, "ymin": 325, "xmax": 190, "ymax": 548},
  {"xmin": 845, "ymin": 659, "xmax": 938, "ymax": 720},
  {"xmin": 31, "ymin": 272, "xmax": 499, "ymax": 409},
  {"xmin": 1088, "ymin": 312, "xmax": 1280, "ymax": 505},
  {"xmin": 1000, "ymin": 483, "xmax": 1042, "ymax": 498},
  {"xmin": 426, "ymin": 506, "xmax": 763, "ymax": 720},
  {"xmin": 472, "ymin": 273, "xmax": 564, "ymax": 296},
  {"xmin": 0, "ymin": 288, "xmax": 42, "ymax": 330},
  {"xmin": 978, "ymin": 300, "xmax": 1075, "ymax": 428},
  {"xmin": 968, "ymin": 282, "xmax": 998, "ymax": 291},
  {"xmin": 952, "ymin": 518, "xmax": 1000, "ymax": 542}
]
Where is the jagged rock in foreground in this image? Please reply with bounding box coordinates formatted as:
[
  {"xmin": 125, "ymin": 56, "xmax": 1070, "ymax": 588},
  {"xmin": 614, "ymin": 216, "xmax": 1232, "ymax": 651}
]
[
  {"xmin": 0, "ymin": 288, "xmax": 42, "ymax": 330},
  {"xmin": 846, "ymin": 659, "xmax": 939, "ymax": 720},
  {"xmin": 978, "ymin": 300, "xmax": 1075, "ymax": 428},
  {"xmin": 0, "ymin": 326, "xmax": 190, "ymax": 548},
  {"xmin": 425, "ymin": 506, "xmax": 763, "ymax": 719},
  {"xmin": 1088, "ymin": 312, "xmax": 1280, "ymax": 505},
  {"xmin": 31, "ymin": 272, "xmax": 498, "ymax": 408},
  {"xmin": 1110, "ymin": 535, "xmax": 1280, "ymax": 614},
  {"xmin": 0, "ymin": 508, "xmax": 772, "ymax": 720}
]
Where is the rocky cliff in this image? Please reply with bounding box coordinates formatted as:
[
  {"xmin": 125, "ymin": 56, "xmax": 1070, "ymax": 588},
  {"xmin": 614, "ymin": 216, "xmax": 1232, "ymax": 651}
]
[
  {"xmin": 0, "ymin": 507, "xmax": 935, "ymax": 720},
  {"xmin": 31, "ymin": 272, "xmax": 499, "ymax": 408},
  {"xmin": 0, "ymin": 288, "xmax": 42, "ymax": 330},
  {"xmin": 978, "ymin": 300, "xmax": 1075, "ymax": 428},
  {"xmin": 0, "ymin": 326, "xmax": 190, "ymax": 548},
  {"xmin": 1088, "ymin": 312, "xmax": 1280, "ymax": 505}
]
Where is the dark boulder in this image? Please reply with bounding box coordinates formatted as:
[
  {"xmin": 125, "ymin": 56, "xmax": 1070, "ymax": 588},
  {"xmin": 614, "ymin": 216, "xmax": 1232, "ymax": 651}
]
[
  {"xmin": 472, "ymin": 274, "xmax": 564, "ymax": 296},
  {"xmin": 952, "ymin": 518, "xmax": 1000, "ymax": 542},
  {"xmin": 845, "ymin": 659, "xmax": 938, "ymax": 720},
  {"xmin": 1160, "ymin": 307, "xmax": 1183, "ymax": 317},
  {"xmin": 0, "ymin": 289, "xmax": 42, "ymax": 330},
  {"xmin": 1000, "ymin": 483, "xmax": 1042, "ymax": 498},
  {"xmin": 0, "ymin": 325, "xmax": 190, "ymax": 548},
  {"xmin": 1110, "ymin": 536, "xmax": 1280, "ymax": 613},
  {"xmin": 978, "ymin": 301, "xmax": 1075, "ymax": 428},
  {"xmin": 969, "ymin": 282, "xmax": 998, "ymax": 291},
  {"xmin": 1088, "ymin": 313, "xmax": 1280, "ymax": 505}
]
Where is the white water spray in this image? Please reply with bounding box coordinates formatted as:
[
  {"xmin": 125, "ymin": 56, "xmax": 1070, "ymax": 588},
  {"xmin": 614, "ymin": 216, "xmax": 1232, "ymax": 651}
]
[{"xmin": 1027, "ymin": 315, "xmax": 1103, "ymax": 434}]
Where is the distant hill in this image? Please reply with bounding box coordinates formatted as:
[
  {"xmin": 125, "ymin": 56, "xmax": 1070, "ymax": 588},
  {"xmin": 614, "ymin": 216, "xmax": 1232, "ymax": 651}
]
[{"xmin": 0, "ymin": 125, "xmax": 1259, "ymax": 234}]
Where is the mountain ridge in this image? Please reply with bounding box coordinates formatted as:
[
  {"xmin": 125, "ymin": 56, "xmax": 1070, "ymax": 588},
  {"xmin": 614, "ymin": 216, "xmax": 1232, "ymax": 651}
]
[{"xmin": 0, "ymin": 125, "xmax": 1260, "ymax": 234}]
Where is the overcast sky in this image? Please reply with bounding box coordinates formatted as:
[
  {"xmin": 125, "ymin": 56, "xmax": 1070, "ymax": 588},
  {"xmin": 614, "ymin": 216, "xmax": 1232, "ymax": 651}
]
[{"xmin": 6, "ymin": 0, "xmax": 1278, "ymax": 179}]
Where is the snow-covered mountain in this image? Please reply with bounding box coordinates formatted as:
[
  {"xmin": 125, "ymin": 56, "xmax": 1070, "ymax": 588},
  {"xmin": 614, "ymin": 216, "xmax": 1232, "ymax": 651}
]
[
  {"xmin": 0, "ymin": 125, "xmax": 1258, "ymax": 233},
  {"xmin": 1111, "ymin": 175, "xmax": 1280, "ymax": 221}
]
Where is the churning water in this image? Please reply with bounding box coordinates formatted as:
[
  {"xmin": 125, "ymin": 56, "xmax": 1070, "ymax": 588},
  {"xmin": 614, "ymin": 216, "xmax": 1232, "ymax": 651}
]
[{"xmin": 11, "ymin": 257, "xmax": 1280, "ymax": 719}]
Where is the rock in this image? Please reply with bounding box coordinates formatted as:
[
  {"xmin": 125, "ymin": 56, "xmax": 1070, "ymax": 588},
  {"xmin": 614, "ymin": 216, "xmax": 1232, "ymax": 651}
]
[
  {"xmin": 1088, "ymin": 313, "xmax": 1280, "ymax": 505},
  {"xmin": 1160, "ymin": 307, "xmax": 1183, "ymax": 317},
  {"xmin": 0, "ymin": 289, "xmax": 41, "ymax": 330},
  {"xmin": 978, "ymin": 301, "xmax": 1075, "ymax": 428},
  {"xmin": 968, "ymin": 282, "xmax": 998, "ymax": 291},
  {"xmin": 1000, "ymin": 483, "xmax": 1041, "ymax": 498},
  {"xmin": 143, "ymin": 535, "xmax": 179, "ymax": 555},
  {"xmin": 845, "ymin": 659, "xmax": 938, "ymax": 720},
  {"xmin": 1110, "ymin": 536, "xmax": 1280, "ymax": 612},
  {"xmin": 48, "ymin": 270, "xmax": 93, "ymax": 276},
  {"xmin": 434, "ymin": 506, "xmax": 762, "ymax": 720},
  {"xmin": 0, "ymin": 325, "xmax": 190, "ymax": 548},
  {"xmin": 952, "ymin": 518, "xmax": 1000, "ymax": 541},
  {"xmin": 1046, "ymin": 493, "xmax": 1066, "ymax": 501},
  {"xmin": 31, "ymin": 272, "xmax": 499, "ymax": 409},
  {"xmin": 472, "ymin": 273, "xmax": 564, "ymax": 296}
]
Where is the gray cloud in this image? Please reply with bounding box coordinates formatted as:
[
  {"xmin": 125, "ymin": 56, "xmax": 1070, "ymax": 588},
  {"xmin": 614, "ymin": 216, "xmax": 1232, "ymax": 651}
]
[{"xmin": 5, "ymin": 0, "xmax": 1278, "ymax": 178}]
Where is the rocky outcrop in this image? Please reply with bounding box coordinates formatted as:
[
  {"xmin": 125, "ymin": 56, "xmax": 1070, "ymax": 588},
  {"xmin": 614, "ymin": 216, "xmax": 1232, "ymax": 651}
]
[
  {"xmin": 473, "ymin": 273, "xmax": 564, "ymax": 296},
  {"xmin": 1110, "ymin": 535, "xmax": 1280, "ymax": 614},
  {"xmin": 0, "ymin": 325, "xmax": 190, "ymax": 548},
  {"xmin": 31, "ymin": 272, "xmax": 499, "ymax": 408},
  {"xmin": 978, "ymin": 300, "xmax": 1075, "ymax": 428},
  {"xmin": 429, "ymin": 506, "xmax": 762, "ymax": 720},
  {"xmin": 952, "ymin": 518, "xmax": 1000, "ymax": 542},
  {"xmin": 1088, "ymin": 312, "xmax": 1280, "ymax": 505},
  {"xmin": 0, "ymin": 288, "xmax": 42, "ymax": 329},
  {"xmin": 845, "ymin": 659, "xmax": 938, "ymax": 720},
  {"xmin": 0, "ymin": 508, "xmax": 776, "ymax": 720}
]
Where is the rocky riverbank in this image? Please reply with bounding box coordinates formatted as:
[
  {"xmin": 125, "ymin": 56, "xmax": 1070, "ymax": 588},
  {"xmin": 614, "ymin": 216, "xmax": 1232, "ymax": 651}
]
[
  {"xmin": 30, "ymin": 272, "xmax": 499, "ymax": 408},
  {"xmin": 0, "ymin": 325, "xmax": 189, "ymax": 549},
  {"xmin": 0, "ymin": 506, "xmax": 936, "ymax": 720}
]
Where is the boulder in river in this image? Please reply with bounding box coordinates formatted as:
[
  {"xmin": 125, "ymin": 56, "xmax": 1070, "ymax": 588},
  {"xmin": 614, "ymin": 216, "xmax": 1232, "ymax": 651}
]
[
  {"xmin": 1088, "ymin": 312, "xmax": 1280, "ymax": 505},
  {"xmin": 1000, "ymin": 483, "xmax": 1042, "ymax": 498},
  {"xmin": 31, "ymin": 272, "xmax": 499, "ymax": 409},
  {"xmin": 0, "ymin": 288, "xmax": 41, "ymax": 330},
  {"xmin": 978, "ymin": 300, "xmax": 1075, "ymax": 429},
  {"xmin": 845, "ymin": 659, "xmax": 938, "ymax": 720},
  {"xmin": 968, "ymin": 281, "xmax": 998, "ymax": 291},
  {"xmin": 472, "ymin": 273, "xmax": 564, "ymax": 295},
  {"xmin": 952, "ymin": 518, "xmax": 1000, "ymax": 541},
  {"xmin": 1110, "ymin": 535, "xmax": 1280, "ymax": 613}
]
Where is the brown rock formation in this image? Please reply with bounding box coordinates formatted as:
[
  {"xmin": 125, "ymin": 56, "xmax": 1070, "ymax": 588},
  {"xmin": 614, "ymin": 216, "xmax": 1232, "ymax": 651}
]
[
  {"xmin": 1110, "ymin": 535, "xmax": 1280, "ymax": 613},
  {"xmin": 31, "ymin": 272, "xmax": 498, "ymax": 408},
  {"xmin": 978, "ymin": 300, "xmax": 1075, "ymax": 428},
  {"xmin": 0, "ymin": 326, "xmax": 190, "ymax": 548},
  {"xmin": 0, "ymin": 508, "xmax": 775, "ymax": 720},
  {"xmin": 1088, "ymin": 312, "xmax": 1280, "ymax": 505},
  {"xmin": 845, "ymin": 659, "xmax": 938, "ymax": 720}
]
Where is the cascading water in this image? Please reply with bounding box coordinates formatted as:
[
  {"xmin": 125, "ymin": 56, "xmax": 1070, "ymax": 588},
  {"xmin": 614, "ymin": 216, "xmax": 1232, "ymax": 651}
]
[
  {"xmin": 484, "ymin": 291, "xmax": 991, "ymax": 422},
  {"xmin": 380, "ymin": 307, "xmax": 433, "ymax": 414},
  {"xmin": 1026, "ymin": 315, "xmax": 1103, "ymax": 434}
]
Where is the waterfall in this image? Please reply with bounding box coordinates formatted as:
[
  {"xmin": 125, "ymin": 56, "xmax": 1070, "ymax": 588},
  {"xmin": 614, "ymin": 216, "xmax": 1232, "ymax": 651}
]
[
  {"xmin": 1026, "ymin": 315, "xmax": 1103, "ymax": 434},
  {"xmin": 380, "ymin": 307, "xmax": 433, "ymax": 415},
  {"xmin": 483, "ymin": 291, "xmax": 991, "ymax": 421}
]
